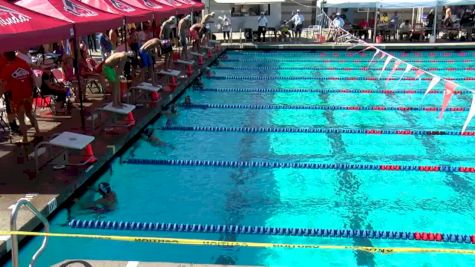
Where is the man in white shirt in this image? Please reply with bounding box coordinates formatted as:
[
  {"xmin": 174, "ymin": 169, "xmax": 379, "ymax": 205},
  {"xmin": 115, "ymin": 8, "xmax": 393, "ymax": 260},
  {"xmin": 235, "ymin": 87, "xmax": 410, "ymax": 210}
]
[
  {"xmin": 332, "ymin": 13, "xmax": 345, "ymax": 28},
  {"xmin": 257, "ymin": 11, "xmax": 268, "ymax": 42},
  {"xmin": 289, "ymin": 9, "xmax": 304, "ymax": 39}
]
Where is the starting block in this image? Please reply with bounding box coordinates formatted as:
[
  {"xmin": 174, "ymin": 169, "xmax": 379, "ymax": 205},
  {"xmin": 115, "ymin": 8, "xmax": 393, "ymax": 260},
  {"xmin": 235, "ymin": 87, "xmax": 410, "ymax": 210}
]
[
  {"xmin": 175, "ymin": 59, "xmax": 195, "ymax": 76},
  {"xmin": 129, "ymin": 82, "xmax": 163, "ymax": 104},
  {"xmin": 208, "ymin": 40, "xmax": 221, "ymax": 51},
  {"xmin": 202, "ymin": 45, "xmax": 214, "ymax": 58},
  {"xmin": 190, "ymin": 51, "xmax": 205, "ymax": 65},
  {"xmin": 159, "ymin": 69, "xmax": 181, "ymax": 89},
  {"xmin": 91, "ymin": 102, "xmax": 136, "ymax": 130}
]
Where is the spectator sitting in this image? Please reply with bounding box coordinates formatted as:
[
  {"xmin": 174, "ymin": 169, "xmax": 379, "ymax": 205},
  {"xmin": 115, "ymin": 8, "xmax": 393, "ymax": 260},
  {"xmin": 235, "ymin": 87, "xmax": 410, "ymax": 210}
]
[
  {"xmin": 357, "ymin": 19, "xmax": 370, "ymax": 40},
  {"xmin": 40, "ymin": 68, "xmax": 68, "ymax": 113},
  {"xmin": 389, "ymin": 12, "xmax": 399, "ymax": 29},
  {"xmin": 399, "ymin": 20, "xmax": 412, "ymax": 40},
  {"xmin": 78, "ymin": 48, "xmax": 107, "ymax": 101},
  {"xmin": 99, "ymin": 32, "xmax": 112, "ymax": 60},
  {"xmin": 380, "ymin": 12, "xmax": 389, "ymax": 24}
]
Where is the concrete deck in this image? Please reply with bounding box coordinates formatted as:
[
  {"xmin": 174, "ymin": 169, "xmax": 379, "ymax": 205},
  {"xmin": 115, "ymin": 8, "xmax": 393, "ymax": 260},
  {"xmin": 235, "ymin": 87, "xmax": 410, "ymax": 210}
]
[
  {"xmin": 0, "ymin": 48, "xmax": 222, "ymax": 261},
  {"xmin": 53, "ymin": 260, "xmax": 259, "ymax": 267}
]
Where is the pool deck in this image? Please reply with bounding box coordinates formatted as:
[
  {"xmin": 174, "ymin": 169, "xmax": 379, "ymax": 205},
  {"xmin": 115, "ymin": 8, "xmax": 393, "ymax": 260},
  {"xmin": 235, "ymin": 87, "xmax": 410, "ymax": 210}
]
[
  {"xmin": 0, "ymin": 48, "xmax": 223, "ymax": 262},
  {"xmin": 53, "ymin": 260, "xmax": 259, "ymax": 267},
  {"xmin": 1, "ymin": 41, "xmax": 474, "ymax": 263}
]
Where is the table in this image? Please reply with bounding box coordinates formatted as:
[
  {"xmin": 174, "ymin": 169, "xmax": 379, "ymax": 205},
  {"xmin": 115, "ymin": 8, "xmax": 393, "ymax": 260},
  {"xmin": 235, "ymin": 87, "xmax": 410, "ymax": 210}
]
[{"xmin": 34, "ymin": 131, "xmax": 95, "ymax": 174}]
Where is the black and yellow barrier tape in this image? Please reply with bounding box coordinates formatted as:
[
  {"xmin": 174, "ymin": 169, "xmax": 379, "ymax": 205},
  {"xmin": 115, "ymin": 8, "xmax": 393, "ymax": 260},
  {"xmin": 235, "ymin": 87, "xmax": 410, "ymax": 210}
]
[{"xmin": 2, "ymin": 231, "xmax": 475, "ymax": 255}]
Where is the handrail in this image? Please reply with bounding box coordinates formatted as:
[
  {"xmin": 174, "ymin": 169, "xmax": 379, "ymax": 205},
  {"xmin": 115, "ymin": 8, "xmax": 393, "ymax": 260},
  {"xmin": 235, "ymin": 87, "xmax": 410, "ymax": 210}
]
[{"xmin": 10, "ymin": 198, "xmax": 50, "ymax": 267}]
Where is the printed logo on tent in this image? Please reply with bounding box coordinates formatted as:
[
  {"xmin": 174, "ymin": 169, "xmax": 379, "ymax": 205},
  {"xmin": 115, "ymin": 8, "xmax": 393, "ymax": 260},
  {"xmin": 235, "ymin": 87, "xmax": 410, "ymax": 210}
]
[
  {"xmin": 143, "ymin": 0, "xmax": 162, "ymax": 9},
  {"xmin": 11, "ymin": 67, "xmax": 30, "ymax": 80},
  {"xmin": 109, "ymin": 0, "xmax": 135, "ymax": 12},
  {"xmin": 171, "ymin": 0, "xmax": 182, "ymax": 6},
  {"xmin": 0, "ymin": 5, "xmax": 31, "ymax": 26},
  {"xmin": 63, "ymin": 0, "xmax": 97, "ymax": 17}
]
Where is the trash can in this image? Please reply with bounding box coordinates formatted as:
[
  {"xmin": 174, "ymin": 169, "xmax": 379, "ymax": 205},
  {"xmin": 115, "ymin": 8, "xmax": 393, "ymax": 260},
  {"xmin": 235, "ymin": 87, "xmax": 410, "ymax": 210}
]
[{"xmin": 244, "ymin": 28, "xmax": 253, "ymax": 41}]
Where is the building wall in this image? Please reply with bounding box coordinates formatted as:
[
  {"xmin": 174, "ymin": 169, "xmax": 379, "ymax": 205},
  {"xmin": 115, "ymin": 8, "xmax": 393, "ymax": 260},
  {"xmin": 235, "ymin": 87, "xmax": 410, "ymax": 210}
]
[{"xmin": 206, "ymin": 1, "xmax": 282, "ymax": 31}]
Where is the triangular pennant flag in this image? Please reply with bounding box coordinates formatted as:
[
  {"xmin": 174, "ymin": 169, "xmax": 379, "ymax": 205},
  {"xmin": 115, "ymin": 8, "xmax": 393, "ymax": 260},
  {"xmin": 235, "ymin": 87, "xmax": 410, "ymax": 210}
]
[
  {"xmin": 386, "ymin": 60, "xmax": 402, "ymax": 82},
  {"xmin": 380, "ymin": 52, "xmax": 387, "ymax": 59},
  {"xmin": 414, "ymin": 69, "xmax": 425, "ymax": 79},
  {"xmin": 368, "ymin": 50, "xmax": 380, "ymax": 67},
  {"xmin": 379, "ymin": 55, "xmax": 393, "ymax": 79},
  {"xmin": 462, "ymin": 91, "xmax": 475, "ymax": 132},
  {"xmin": 397, "ymin": 63, "xmax": 413, "ymax": 83},
  {"xmin": 438, "ymin": 81, "xmax": 457, "ymax": 119},
  {"xmin": 424, "ymin": 76, "xmax": 441, "ymax": 96}
]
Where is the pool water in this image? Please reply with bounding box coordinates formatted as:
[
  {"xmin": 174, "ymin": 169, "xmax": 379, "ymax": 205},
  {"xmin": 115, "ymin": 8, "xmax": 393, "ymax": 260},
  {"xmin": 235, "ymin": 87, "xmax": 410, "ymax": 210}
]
[{"xmin": 12, "ymin": 50, "xmax": 475, "ymax": 266}]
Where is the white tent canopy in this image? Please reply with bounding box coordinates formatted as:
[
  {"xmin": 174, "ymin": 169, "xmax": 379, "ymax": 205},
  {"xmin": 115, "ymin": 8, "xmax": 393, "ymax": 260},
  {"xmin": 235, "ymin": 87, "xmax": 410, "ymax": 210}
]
[{"xmin": 325, "ymin": 0, "xmax": 474, "ymax": 8}]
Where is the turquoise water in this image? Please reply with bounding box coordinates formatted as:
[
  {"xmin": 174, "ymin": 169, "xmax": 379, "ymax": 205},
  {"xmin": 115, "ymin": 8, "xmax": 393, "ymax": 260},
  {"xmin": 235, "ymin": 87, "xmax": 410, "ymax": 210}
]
[{"xmin": 11, "ymin": 50, "xmax": 475, "ymax": 266}]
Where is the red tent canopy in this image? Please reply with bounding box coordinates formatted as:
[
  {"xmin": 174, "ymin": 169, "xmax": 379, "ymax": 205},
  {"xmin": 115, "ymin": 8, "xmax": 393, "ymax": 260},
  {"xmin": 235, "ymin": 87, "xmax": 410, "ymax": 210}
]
[
  {"xmin": 0, "ymin": 1, "xmax": 72, "ymax": 53},
  {"xmin": 155, "ymin": 0, "xmax": 188, "ymax": 15},
  {"xmin": 79, "ymin": 0, "xmax": 153, "ymax": 23},
  {"xmin": 127, "ymin": 0, "xmax": 176, "ymax": 20},
  {"xmin": 176, "ymin": 0, "xmax": 204, "ymax": 13},
  {"xmin": 15, "ymin": 0, "xmax": 123, "ymax": 36}
]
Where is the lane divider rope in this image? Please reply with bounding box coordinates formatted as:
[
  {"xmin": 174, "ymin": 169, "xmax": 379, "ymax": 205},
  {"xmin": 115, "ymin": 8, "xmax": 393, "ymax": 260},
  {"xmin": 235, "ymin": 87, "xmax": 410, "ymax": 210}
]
[
  {"xmin": 193, "ymin": 88, "xmax": 470, "ymax": 95},
  {"xmin": 68, "ymin": 219, "xmax": 475, "ymax": 245},
  {"xmin": 1, "ymin": 230, "xmax": 474, "ymax": 255},
  {"xmin": 215, "ymin": 66, "xmax": 475, "ymax": 72},
  {"xmin": 159, "ymin": 126, "xmax": 475, "ymax": 136},
  {"xmin": 220, "ymin": 59, "xmax": 475, "ymax": 63},
  {"xmin": 209, "ymin": 76, "xmax": 471, "ymax": 81},
  {"xmin": 226, "ymin": 51, "xmax": 472, "ymax": 57},
  {"xmin": 177, "ymin": 104, "xmax": 469, "ymax": 112},
  {"xmin": 123, "ymin": 158, "xmax": 475, "ymax": 173}
]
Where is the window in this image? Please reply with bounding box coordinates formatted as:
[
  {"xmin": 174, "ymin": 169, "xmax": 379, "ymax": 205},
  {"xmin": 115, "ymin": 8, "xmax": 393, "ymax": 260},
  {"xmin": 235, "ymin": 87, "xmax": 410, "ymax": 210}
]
[{"xmin": 231, "ymin": 4, "xmax": 270, "ymax": 17}]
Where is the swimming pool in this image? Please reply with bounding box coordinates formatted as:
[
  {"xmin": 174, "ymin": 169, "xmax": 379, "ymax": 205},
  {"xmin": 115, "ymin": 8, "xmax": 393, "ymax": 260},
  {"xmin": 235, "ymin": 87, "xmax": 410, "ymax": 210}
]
[{"xmin": 11, "ymin": 50, "xmax": 475, "ymax": 266}]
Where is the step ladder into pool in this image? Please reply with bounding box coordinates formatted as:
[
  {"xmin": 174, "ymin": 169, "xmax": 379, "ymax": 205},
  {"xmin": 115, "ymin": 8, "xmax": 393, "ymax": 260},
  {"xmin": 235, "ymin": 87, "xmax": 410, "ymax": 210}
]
[{"xmin": 10, "ymin": 198, "xmax": 50, "ymax": 267}]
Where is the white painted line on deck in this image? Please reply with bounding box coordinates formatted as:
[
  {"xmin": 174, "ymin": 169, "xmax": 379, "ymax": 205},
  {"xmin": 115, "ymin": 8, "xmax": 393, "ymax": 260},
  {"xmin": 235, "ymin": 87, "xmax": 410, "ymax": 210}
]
[
  {"xmin": 85, "ymin": 165, "xmax": 94, "ymax": 173},
  {"xmin": 126, "ymin": 261, "xmax": 140, "ymax": 267}
]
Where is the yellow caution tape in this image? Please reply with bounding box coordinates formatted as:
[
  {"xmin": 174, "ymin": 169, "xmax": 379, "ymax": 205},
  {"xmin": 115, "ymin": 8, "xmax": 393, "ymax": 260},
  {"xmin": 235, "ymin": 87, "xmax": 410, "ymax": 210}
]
[{"xmin": 1, "ymin": 230, "xmax": 475, "ymax": 255}]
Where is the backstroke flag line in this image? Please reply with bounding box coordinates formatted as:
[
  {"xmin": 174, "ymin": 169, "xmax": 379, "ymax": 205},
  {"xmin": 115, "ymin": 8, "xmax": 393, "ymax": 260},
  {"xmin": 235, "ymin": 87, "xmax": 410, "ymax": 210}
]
[
  {"xmin": 424, "ymin": 76, "xmax": 441, "ymax": 96},
  {"xmin": 462, "ymin": 91, "xmax": 475, "ymax": 133},
  {"xmin": 439, "ymin": 81, "xmax": 457, "ymax": 119}
]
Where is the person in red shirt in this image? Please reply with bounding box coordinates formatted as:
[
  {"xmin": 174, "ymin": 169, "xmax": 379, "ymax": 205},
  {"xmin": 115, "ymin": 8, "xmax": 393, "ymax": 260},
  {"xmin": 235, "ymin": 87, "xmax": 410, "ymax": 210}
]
[
  {"xmin": 0, "ymin": 51, "xmax": 40, "ymax": 143},
  {"xmin": 0, "ymin": 54, "xmax": 21, "ymax": 134}
]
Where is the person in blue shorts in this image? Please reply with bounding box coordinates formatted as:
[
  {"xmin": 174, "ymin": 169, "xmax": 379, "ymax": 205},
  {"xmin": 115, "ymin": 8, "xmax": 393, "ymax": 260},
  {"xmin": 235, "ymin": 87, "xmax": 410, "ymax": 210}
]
[{"xmin": 139, "ymin": 38, "xmax": 161, "ymax": 86}]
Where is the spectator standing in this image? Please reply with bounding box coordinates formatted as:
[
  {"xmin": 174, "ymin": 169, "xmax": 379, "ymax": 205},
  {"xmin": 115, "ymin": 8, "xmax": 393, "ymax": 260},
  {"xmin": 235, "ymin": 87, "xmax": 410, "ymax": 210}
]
[
  {"xmin": 0, "ymin": 54, "xmax": 20, "ymax": 134},
  {"xmin": 109, "ymin": 29, "xmax": 118, "ymax": 51},
  {"xmin": 289, "ymin": 9, "xmax": 305, "ymax": 40},
  {"xmin": 0, "ymin": 52, "xmax": 40, "ymax": 143},
  {"xmin": 99, "ymin": 32, "xmax": 112, "ymax": 60},
  {"xmin": 257, "ymin": 11, "xmax": 268, "ymax": 42},
  {"xmin": 221, "ymin": 15, "xmax": 232, "ymax": 42},
  {"xmin": 390, "ymin": 12, "xmax": 399, "ymax": 29}
]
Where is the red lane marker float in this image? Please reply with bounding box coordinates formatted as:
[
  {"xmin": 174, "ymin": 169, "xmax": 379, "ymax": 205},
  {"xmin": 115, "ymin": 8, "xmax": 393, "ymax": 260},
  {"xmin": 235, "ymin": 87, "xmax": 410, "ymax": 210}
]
[{"xmin": 366, "ymin": 129, "xmax": 383, "ymax": 134}]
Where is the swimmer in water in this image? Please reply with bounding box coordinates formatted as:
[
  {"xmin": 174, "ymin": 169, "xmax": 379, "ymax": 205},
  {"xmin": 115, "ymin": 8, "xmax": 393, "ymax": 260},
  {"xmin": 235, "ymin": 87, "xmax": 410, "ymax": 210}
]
[
  {"xmin": 143, "ymin": 128, "xmax": 174, "ymax": 148},
  {"xmin": 184, "ymin": 95, "xmax": 192, "ymax": 106},
  {"xmin": 66, "ymin": 182, "xmax": 117, "ymax": 221},
  {"xmin": 162, "ymin": 103, "xmax": 177, "ymax": 127}
]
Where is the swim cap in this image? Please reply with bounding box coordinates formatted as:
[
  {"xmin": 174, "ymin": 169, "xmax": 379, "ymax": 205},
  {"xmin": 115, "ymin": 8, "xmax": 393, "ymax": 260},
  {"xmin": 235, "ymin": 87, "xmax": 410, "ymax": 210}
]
[
  {"xmin": 98, "ymin": 182, "xmax": 111, "ymax": 196},
  {"xmin": 143, "ymin": 128, "xmax": 154, "ymax": 138}
]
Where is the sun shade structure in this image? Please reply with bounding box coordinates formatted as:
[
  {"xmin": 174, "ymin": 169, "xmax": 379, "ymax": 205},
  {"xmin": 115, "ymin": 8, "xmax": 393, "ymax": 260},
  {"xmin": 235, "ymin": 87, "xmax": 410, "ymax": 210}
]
[
  {"xmin": 0, "ymin": 1, "xmax": 72, "ymax": 53},
  {"xmin": 325, "ymin": 0, "xmax": 475, "ymax": 8},
  {"xmin": 214, "ymin": 0, "xmax": 285, "ymax": 3},
  {"xmin": 175, "ymin": 0, "xmax": 204, "ymax": 13},
  {"xmin": 78, "ymin": 0, "xmax": 153, "ymax": 23},
  {"xmin": 126, "ymin": 0, "xmax": 176, "ymax": 19},
  {"xmin": 154, "ymin": 0, "xmax": 188, "ymax": 15},
  {"xmin": 15, "ymin": 0, "xmax": 123, "ymax": 36}
]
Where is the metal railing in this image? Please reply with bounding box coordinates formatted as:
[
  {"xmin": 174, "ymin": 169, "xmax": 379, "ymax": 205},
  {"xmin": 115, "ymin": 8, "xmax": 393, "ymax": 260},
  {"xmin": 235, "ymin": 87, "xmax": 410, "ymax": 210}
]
[{"xmin": 10, "ymin": 198, "xmax": 50, "ymax": 267}]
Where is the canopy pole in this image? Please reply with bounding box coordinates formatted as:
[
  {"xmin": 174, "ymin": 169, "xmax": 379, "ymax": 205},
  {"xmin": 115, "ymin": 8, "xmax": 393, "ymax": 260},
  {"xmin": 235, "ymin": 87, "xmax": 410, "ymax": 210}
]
[
  {"xmin": 432, "ymin": 7, "xmax": 437, "ymax": 39},
  {"xmin": 373, "ymin": 8, "xmax": 378, "ymax": 43},
  {"xmin": 72, "ymin": 34, "xmax": 85, "ymax": 131},
  {"xmin": 411, "ymin": 8, "xmax": 415, "ymax": 26}
]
